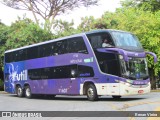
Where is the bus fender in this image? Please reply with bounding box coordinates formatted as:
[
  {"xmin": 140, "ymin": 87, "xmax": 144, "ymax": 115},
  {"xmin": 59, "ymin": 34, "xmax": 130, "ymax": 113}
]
[{"xmin": 80, "ymin": 80, "xmax": 97, "ymax": 95}]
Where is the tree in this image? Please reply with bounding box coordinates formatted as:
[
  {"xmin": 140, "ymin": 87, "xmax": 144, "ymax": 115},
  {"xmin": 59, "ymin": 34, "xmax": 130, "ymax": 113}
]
[
  {"xmin": 0, "ymin": 23, "xmax": 10, "ymax": 82},
  {"xmin": 53, "ymin": 19, "xmax": 79, "ymax": 37},
  {"xmin": 5, "ymin": 17, "xmax": 54, "ymax": 50},
  {"xmin": 78, "ymin": 16, "xmax": 96, "ymax": 32},
  {"xmin": 1, "ymin": 0, "xmax": 99, "ymax": 31},
  {"xmin": 94, "ymin": 11, "xmax": 118, "ymax": 29},
  {"xmin": 77, "ymin": 12, "xmax": 118, "ymax": 31},
  {"xmin": 121, "ymin": 0, "xmax": 160, "ymax": 12}
]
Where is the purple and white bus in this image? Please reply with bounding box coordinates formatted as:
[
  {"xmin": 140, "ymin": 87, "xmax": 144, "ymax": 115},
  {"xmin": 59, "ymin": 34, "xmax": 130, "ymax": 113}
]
[{"xmin": 4, "ymin": 29, "xmax": 157, "ymax": 101}]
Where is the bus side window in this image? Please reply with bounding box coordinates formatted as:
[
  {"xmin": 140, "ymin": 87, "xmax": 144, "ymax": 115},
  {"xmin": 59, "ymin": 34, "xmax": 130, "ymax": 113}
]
[
  {"xmin": 28, "ymin": 69, "xmax": 41, "ymax": 80},
  {"xmin": 67, "ymin": 37, "xmax": 88, "ymax": 54},
  {"xmin": 88, "ymin": 36, "xmax": 102, "ymax": 49},
  {"xmin": 78, "ymin": 65, "xmax": 94, "ymax": 77},
  {"xmin": 39, "ymin": 44, "xmax": 46, "ymax": 57},
  {"xmin": 38, "ymin": 41, "xmax": 68, "ymax": 58},
  {"xmin": 27, "ymin": 47, "xmax": 38, "ymax": 60},
  {"xmin": 46, "ymin": 42, "xmax": 57, "ymax": 56},
  {"xmin": 5, "ymin": 52, "xmax": 13, "ymax": 63},
  {"xmin": 87, "ymin": 32, "xmax": 114, "ymax": 49},
  {"xmin": 57, "ymin": 41, "xmax": 67, "ymax": 55},
  {"xmin": 50, "ymin": 44, "xmax": 55, "ymax": 56}
]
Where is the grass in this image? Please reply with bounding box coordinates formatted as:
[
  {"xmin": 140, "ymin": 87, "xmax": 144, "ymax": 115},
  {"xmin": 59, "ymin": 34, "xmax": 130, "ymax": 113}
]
[{"xmin": 0, "ymin": 80, "xmax": 4, "ymax": 91}]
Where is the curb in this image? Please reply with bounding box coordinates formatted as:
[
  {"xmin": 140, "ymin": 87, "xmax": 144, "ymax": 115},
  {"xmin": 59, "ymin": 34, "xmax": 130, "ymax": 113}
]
[
  {"xmin": 151, "ymin": 90, "xmax": 160, "ymax": 92},
  {"xmin": 0, "ymin": 91, "xmax": 7, "ymax": 94}
]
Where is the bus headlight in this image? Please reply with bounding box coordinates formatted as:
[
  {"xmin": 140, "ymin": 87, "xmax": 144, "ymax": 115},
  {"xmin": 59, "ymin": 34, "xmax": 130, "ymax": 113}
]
[{"xmin": 119, "ymin": 55, "xmax": 123, "ymax": 60}]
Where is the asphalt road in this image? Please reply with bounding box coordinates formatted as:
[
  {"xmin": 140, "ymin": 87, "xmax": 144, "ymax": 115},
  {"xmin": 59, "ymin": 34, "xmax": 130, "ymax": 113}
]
[{"xmin": 0, "ymin": 92, "xmax": 160, "ymax": 120}]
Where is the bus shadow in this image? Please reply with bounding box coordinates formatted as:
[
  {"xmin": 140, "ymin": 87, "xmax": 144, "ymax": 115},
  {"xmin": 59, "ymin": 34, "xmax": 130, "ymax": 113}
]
[
  {"xmin": 99, "ymin": 97, "xmax": 145, "ymax": 102},
  {"xmin": 9, "ymin": 94, "xmax": 146, "ymax": 102},
  {"xmin": 53, "ymin": 97, "xmax": 145, "ymax": 102}
]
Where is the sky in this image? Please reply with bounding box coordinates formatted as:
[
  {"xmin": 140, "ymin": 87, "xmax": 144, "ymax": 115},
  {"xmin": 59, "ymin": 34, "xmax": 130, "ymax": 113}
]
[{"xmin": 0, "ymin": 0, "xmax": 122, "ymax": 27}]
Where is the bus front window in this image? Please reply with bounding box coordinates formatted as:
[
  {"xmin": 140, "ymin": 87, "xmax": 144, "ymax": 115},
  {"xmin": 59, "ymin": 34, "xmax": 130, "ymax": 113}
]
[
  {"xmin": 111, "ymin": 31, "xmax": 143, "ymax": 52},
  {"xmin": 120, "ymin": 56, "xmax": 149, "ymax": 80}
]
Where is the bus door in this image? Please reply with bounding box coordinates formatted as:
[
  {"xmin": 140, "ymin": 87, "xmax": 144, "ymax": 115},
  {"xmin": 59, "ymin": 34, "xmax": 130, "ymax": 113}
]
[{"xmin": 68, "ymin": 64, "xmax": 95, "ymax": 95}]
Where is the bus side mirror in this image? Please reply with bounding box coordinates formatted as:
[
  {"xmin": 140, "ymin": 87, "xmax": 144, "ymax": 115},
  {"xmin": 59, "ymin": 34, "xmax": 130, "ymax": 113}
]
[{"xmin": 145, "ymin": 52, "xmax": 157, "ymax": 63}]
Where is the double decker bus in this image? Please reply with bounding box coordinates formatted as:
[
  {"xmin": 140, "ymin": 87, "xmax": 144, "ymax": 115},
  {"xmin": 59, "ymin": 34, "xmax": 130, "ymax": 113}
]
[{"xmin": 4, "ymin": 29, "xmax": 157, "ymax": 101}]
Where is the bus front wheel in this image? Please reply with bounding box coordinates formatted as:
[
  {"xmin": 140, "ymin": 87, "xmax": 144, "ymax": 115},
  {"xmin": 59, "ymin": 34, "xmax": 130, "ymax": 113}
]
[
  {"xmin": 25, "ymin": 85, "xmax": 32, "ymax": 99},
  {"xmin": 16, "ymin": 86, "xmax": 24, "ymax": 97},
  {"xmin": 86, "ymin": 84, "xmax": 98, "ymax": 101}
]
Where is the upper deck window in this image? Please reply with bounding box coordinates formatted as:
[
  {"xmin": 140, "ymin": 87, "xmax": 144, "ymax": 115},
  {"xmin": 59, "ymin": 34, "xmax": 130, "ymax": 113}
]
[
  {"xmin": 87, "ymin": 32, "xmax": 114, "ymax": 49},
  {"xmin": 5, "ymin": 36, "xmax": 88, "ymax": 63},
  {"xmin": 67, "ymin": 37, "xmax": 88, "ymax": 54}
]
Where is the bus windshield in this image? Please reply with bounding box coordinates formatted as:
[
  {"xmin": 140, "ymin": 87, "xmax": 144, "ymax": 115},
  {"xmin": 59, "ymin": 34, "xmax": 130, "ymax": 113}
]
[
  {"xmin": 111, "ymin": 31, "xmax": 143, "ymax": 51},
  {"xmin": 120, "ymin": 57, "xmax": 149, "ymax": 80}
]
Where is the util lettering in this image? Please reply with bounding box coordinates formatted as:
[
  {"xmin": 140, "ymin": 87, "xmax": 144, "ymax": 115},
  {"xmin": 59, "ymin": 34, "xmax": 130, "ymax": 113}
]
[{"xmin": 16, "ymin": 70, "xmax": 28, "ymax": 81}]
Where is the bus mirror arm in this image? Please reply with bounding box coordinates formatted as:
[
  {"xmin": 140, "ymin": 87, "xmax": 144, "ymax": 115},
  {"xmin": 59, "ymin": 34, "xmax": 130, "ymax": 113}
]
[
  {"xmin": 145, "ymin": 52, "xmax": 157, "ymax": 63},
  {"xmin": 105, "ymin": 48, "xmax": 129, "ymax": 62}
]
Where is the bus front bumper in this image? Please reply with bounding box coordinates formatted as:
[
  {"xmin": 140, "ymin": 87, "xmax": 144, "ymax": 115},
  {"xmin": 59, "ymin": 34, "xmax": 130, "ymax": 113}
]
[{"xmin": 94, "ymin": 83, "xmax": 151, "ymax": 96}]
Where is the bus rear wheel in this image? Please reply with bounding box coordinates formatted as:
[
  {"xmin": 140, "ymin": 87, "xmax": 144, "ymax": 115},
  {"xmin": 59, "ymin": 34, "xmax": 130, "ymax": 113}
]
[
  {"xmin": 25, "ymin": 85, "xmax": 32, "ymax": 99},
  {"xmin": 16, "ymin": 86, "xmax": 24, "ymax": 97},
  {"xmin": 86, "ymin": 84, "xmax": 98, "ymax": 101}
]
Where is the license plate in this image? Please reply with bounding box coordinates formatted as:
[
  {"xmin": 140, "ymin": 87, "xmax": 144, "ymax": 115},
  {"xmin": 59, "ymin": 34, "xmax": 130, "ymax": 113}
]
[{"xmin": 138, "ymin": 90, "xmax": 144, "ymax": 94}]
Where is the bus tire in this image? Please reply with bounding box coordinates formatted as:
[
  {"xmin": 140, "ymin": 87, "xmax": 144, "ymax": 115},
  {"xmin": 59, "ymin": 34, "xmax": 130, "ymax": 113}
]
[
  {"xmin": 25, "ymin": 85, "xmax": 32, "ymax": 99},
  {"xmin": 16, "ymin": 86, "xmax": 24, "ymax": 97},
  {"xmin": 86, "ymin": 84, "xmax": 98, "ymax": 101},
  {"xmin": 112, "ymin": 95, "xmax": 121, "ymax": 99}
]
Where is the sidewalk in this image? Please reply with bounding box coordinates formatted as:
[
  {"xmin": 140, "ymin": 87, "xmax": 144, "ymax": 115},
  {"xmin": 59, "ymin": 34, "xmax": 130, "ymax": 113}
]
[
  {"xmin": 0, "ymin": 91, "xmax": 7, "ymax": 94},
  {"xmin": 151, "ymin": 89, "xmax": 160, "ymax": 92}
]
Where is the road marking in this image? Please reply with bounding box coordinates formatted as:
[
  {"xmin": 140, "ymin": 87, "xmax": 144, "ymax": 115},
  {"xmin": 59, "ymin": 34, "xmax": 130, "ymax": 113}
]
[
  {"xmin": 108, "ymin": 101, "xmax": 160, "ymax": 120},
  {"xmin": 108, "ymin": 103, "xmax": 118, "ymax": 110},
  {"xmin": 118, "ymin": 101, "xmax": 160, "ymax": 110},
  {"xmin": 108, "ymin": 100, "xmax": 160, "ymax": 111},
  {"xmin": 128, "ymin": 118, "xmax": 135, "ymax": 120}
]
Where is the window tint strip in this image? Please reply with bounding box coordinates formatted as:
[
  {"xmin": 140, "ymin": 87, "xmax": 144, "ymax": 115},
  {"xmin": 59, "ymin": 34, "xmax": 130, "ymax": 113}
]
[{"xmin": 28, "ymin": 65, "xmax": 94, "ymax": 80}]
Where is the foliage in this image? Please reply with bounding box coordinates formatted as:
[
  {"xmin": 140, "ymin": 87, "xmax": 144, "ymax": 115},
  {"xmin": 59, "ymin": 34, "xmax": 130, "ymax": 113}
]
[
  {"xmin": 1, "ymin": 0, "xmax": 99, "ymax": 31},
  {"xmin": 0, "ymin": 79, "xmax": 3, "ymax": 85},
  {"xmin": 0, "ymin": 23, "xmax": 9, "ymax": 64},
  {"xmin": 0, "ymin": 23, "xmax": 10, "ymax": 81},
  {"xmin": 0, "ymin": 17, "xmax": 54, "ymax": 83},
  {"xmin": 77, "ymin": 12, "xmax": 118, "ymax": 31},
  {"xmin": 5, "ymin": 17, "xmax": 54, "ymax": 50},
  {"xmin": 53, "ymin": 19, "xmax": 79, "ymax": 38},
  {"xmin": 121, "ymin": 0, "xmax": 160, "ymax": 12},
  {"xmin": 0, "ymin": 79, "xmax": 3, "ymax": 91},
  {"xmin": 78, "ymin": 16, "xmax": 96, "ymax": 32}
]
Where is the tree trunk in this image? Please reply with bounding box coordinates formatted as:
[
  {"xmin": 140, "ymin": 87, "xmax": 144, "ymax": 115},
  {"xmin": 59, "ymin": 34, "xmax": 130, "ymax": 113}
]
[{"xmin": 149, "ymin": 68, "xmax": 156, "ymax": 89}]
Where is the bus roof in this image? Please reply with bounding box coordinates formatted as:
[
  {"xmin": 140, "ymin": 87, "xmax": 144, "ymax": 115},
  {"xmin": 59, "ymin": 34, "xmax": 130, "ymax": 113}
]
[{"xmin": 85, "ymin": 29, "xmax": 131, "ymax": 35}]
